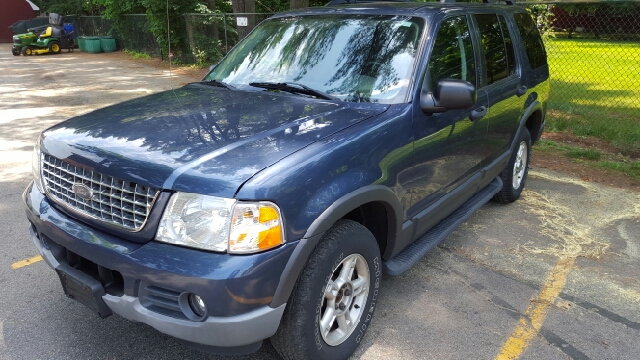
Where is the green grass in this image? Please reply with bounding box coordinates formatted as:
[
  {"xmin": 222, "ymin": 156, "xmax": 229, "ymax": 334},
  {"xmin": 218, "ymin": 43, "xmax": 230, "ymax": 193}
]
[
  {"xmin": 545, "ymin": 38, "xmax": 640, "ymax": 156},
  {"xmin": 597, "ymin": 161, "xmax": 640, "ymax": 180},
  {"xmin": 537, "ymin": 140, "xmax": 640, "ymax": 179},
  {"xmin": 123, "ymin": 49, "xmax": 151, "ymax": 60},
  {"xmin": 566, "ymin": 148, "xmax": 602, "ymax": 161}
]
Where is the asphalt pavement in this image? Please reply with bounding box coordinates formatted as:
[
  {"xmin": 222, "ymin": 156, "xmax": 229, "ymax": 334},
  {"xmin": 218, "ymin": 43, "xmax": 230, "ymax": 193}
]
[{"xmin": 1, "ymin": 43, "xmax": 639, "ymax": 360}]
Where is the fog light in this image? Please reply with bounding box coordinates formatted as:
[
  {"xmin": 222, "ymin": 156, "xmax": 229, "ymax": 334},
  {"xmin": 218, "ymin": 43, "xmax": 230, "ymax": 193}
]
[{"xmin": 188, "ymin": 294, "xmax": 207, "ymax": 317}]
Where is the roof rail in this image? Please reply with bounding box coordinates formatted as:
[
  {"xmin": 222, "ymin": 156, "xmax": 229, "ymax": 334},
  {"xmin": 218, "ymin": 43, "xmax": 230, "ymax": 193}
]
[
  {"xmin": 325, "ymin": 0, "xmax": 413, "ymax": 6},
  {"xmin": 482, "ymin": 0, "xmax": 514, "ymax": 5}
]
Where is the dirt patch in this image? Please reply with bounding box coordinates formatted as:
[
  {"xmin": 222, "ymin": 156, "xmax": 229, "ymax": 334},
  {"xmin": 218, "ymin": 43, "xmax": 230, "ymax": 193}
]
[
  {"xmin": 532, "ymin": 131, "xmax": 640, "ymax": 192},
  {"xmin": 107, "ymin": 51, "xmax": 207, "ymax": 80},
  {"xmin": 542, "ymin": 132, "xmax": 622, "ymax": 156},
  {"xmin": 531, "ymin": 153, "xmax": 640, "ymax": 192},
  {"xmin": 70, "ymin": 50, "xmax": 207, "ymax": 82}
]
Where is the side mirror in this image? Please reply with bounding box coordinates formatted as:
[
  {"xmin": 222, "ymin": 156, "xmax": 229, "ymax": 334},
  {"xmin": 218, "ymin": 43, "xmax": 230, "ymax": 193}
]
[{"xmin": 421, "ymin": 79, "xmax": 477, "ymax": 114}]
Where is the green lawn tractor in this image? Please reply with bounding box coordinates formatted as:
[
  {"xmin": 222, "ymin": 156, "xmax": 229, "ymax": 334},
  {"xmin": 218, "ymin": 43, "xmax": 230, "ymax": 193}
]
[{"xmin": 12, "ymin": 13, "xmax": 71, "ymax": 56}]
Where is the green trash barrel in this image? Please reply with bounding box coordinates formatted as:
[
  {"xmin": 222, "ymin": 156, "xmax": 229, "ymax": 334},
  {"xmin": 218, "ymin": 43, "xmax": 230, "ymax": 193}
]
[
  {"xmin": 100, "ymin": 36, "xmax": 117, "ymax": 53},
  {"xmin": 85, "ymin": 37, "xmax": 102, "ymax": 53},
  {"xmin": 77, "ymin": 36, "xmax": 86, "ymax": 52}
]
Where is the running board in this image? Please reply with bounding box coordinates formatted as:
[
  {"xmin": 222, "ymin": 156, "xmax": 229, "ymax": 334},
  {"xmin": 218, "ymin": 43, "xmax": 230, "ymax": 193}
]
[{"xmin": 383, "ymin": 177, "xmax": 503, "ymax": 276}]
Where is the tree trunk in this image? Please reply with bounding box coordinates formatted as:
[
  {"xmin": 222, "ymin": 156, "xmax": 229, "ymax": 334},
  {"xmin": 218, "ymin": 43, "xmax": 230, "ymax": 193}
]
[
  {"xmin": 207, "ymin": 0, "xmax": 219, "ymax": 42},
  {"xmin": 232, "ymin": 0, "xmax": 256, "ymax": 40},
  {"xmin": 185, "ymin": 15, "xmax": 198, "ymax": 62},
  {"xmin": 290, "ymin": 0, "xmax": 309, "ymax": 10}
]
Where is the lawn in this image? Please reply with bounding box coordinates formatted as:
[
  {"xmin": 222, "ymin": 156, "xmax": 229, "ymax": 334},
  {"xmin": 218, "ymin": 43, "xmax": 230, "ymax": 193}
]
[{"xmin": 545, "ymin": 38, "xmax": 640, "ymax": 156}]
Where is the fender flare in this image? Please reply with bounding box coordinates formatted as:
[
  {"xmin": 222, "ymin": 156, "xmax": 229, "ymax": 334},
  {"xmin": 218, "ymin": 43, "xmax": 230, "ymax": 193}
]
[
  {"xmin": 511, "ymin": 100, "xmax": 543, "ymax": 153},
  {"xmin": 269, "ymin": 185, "xmax": 403, "ymax": 307}
]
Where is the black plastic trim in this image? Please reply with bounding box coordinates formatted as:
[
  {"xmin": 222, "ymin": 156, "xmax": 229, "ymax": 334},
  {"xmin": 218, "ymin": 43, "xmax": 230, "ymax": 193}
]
[
  {"xmin": 383, "ymin": 177, "xmax": 503, "ymax": 276},
  {"xmin": 511, "ymin": 100, "xmax": 542, "ymax": 154},
  {"xmin": 270, "ymin": 185, "xmax": 403, "ymax": 308}
]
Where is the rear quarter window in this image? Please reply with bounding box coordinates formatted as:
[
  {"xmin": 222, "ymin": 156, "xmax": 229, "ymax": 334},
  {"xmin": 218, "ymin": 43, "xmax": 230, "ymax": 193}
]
[{"xmin": 513, "ymin": 13, "xmax": 547, "ymax": 69}]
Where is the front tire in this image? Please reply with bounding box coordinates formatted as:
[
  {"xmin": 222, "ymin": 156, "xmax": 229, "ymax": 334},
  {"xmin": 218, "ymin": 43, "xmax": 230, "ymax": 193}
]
[
  {"xmin": 271, "ymin": 220, "xmax": 381, "ymax": 360},
  {"xmin": 12, "ymin": 47, "xmax": 21, "ymax": 56},
  {"xmin": 493, "ymin": 127, "xmax": 531, "ymax": 203}
]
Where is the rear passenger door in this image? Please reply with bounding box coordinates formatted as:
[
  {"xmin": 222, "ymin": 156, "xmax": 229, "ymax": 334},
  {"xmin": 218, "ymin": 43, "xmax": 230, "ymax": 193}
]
[{"xmin": 471, "ymin": 12, "xmax": 524, "ymax": 165}]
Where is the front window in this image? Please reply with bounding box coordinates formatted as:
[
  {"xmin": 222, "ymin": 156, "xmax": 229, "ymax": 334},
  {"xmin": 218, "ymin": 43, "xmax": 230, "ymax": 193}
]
[{"xmin": 206, "ymin": 15, "xmax": 425, "ymax": 103}]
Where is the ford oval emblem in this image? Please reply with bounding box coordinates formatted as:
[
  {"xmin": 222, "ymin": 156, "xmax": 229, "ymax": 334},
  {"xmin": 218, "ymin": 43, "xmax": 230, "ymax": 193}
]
[{"xmin": 72, "ymin": 183, "xmax": 94, "ymax": 200}]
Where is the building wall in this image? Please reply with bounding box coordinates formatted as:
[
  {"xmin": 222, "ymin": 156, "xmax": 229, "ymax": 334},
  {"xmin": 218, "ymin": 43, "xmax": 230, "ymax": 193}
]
[{"xmin": 0, "ymin": 0, "xmax": 37, "ymax": 42}]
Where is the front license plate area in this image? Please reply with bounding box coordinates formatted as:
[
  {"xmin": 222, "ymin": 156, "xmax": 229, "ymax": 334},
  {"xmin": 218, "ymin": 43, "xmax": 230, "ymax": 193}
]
[{"xmin": 56, "ymin": 263, "xmax": 113, "ymax": 318}]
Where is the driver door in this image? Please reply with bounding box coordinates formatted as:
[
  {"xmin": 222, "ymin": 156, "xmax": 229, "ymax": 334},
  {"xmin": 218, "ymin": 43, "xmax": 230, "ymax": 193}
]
[{"xmin": 408, "ymin": 15, "xmax": 488, "ymax": 219}]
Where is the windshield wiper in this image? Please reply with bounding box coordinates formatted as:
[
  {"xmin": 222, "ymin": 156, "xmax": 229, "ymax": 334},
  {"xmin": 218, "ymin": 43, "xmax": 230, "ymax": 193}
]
[
  {"xmin": 249, "ymin": 82, "xmax": 339, "ymax": 101},
  {"xmin": 198, "ymin": 79, "xmax": 235, "ymax": 90}
]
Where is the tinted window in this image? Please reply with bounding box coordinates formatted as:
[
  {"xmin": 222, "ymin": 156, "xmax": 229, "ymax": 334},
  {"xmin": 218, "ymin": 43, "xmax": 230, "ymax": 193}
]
[
  {"xmin": 428, "ymin": 16, "xmax": 476, "ymax": 90},
  {"xmin": 513, "ymin": 13, "xmax": 547, "ymax": 69},
  {"xmin": 498, "ymin": 15, "xmax": 516, "ymax": 77},
  {"xmin": 475, "ymin": 14, "xmax": 510, "ymax": 85}
]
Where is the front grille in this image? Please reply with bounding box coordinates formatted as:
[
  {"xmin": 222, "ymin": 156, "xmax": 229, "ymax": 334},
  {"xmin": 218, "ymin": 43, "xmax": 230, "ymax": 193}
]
[
  {"xmin": 13, "ymin": 38, "xmax": 22, "ymax": 45},
  {"xmin": 41, "ymin": 153, "xmax": 160, "ymax": 231}
]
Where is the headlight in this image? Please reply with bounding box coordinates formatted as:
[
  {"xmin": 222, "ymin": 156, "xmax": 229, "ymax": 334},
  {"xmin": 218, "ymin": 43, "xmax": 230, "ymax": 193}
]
[
  {"xmin": 156, "ymin": 192, "xmax": 285, "ymax": 253},
  {"xmin": 32, "ymin": 140, "xmax": 44, "ymax": 194}
]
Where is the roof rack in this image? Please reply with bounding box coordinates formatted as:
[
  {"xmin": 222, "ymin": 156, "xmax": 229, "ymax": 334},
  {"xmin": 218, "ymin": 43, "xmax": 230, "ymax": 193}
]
[
  {"xmin": 482, "ymin": 0, "xmax": 514, "ymax": 5},
  {"xmin": 325, "ymin": 0, "xmax": 413, "ymax": 6},
  {"xmin": 326, "ymin": 0, "xmax": 514, "ymax": 6}
]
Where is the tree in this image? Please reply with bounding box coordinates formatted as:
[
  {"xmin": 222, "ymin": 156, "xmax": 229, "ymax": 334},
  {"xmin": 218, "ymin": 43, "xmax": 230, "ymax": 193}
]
[
  {"xmin": 232, "ymin": 0, "xmax": 255, "ymax": 40},
  {"xmin": 290, "ymin": 0, "xmax": 308, "ymax": 10}
]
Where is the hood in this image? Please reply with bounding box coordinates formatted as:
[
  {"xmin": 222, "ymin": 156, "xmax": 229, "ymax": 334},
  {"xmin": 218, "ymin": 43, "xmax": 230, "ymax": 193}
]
[{"xmin": 42, "ymin": 84, "xmax": 388, "ymax": 198}]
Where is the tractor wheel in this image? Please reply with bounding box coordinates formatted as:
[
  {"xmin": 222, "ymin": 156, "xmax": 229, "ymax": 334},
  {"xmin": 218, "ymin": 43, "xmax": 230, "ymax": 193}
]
[
  {"xmin": 22, "ymin": 47, "xmax": 32, "ymax": 56},
  {"xmin": 12, "ymin": 48, "xmax": 21, "ymax": 56},
  {"xmin": 49, "ymin": 41, "xmax": 61, "ymax": 54}
]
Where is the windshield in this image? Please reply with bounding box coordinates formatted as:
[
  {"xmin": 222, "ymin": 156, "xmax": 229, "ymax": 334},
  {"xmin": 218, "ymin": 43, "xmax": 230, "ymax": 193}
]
[{"xmin": 205, "ymin": 15, "xmax": 425, "ymax": 103}]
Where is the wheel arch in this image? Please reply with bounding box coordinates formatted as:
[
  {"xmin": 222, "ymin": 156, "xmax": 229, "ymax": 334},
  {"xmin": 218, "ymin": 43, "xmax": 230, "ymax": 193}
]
[
  {"xmin": 269, "ymin": 185, "xmax": 402, "ymax": 308},
  {"xmin": 512, "ymin": 100, "xmax": 543, "ymax": 152}
]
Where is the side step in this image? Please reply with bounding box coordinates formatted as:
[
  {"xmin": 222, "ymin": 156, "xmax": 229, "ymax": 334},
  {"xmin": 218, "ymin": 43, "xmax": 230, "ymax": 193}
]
[{"xmin": 383, "ymin": 177, "xmax": 503, "ymax": 276}]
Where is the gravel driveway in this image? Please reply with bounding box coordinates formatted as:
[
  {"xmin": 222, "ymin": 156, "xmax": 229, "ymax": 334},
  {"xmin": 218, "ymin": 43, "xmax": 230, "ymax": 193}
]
[{"xmin": 1, "ymin": 43, "xmax": 639, "ymax": 360}]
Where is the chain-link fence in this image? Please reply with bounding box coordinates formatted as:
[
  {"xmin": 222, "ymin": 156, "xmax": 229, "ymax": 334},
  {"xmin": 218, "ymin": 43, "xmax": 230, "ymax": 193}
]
[
  {"xmin": 521, "ymin": 1, "xmax": 640, "ymax": 151},
  {"xmin": 182, "ymin": 13, "xmax": 273, "ymax": 64}
]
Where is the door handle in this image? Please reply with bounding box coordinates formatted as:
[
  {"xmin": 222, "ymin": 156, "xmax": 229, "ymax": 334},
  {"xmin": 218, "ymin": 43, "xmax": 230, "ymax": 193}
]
[
  {"xmin": 469, "ymin": 106, "xmax": 486, "ymax": 122},
  {"xmin": 516, "ymin": 85, "xmax": 528, "ymax": 97}
]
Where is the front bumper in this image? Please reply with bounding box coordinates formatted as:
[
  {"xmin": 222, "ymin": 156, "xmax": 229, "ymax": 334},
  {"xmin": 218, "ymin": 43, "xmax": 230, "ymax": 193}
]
[{"xmin": 24, "ymin": 182, "xmax": 295, "ymax": 349}]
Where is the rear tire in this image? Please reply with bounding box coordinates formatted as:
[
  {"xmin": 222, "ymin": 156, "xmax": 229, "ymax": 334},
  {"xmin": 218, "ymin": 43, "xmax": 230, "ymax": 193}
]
[
  {"xmin": 49, "ymin": 41, "xmax": 61, "ymax": 54},
  {"xmin": 271, "ymin": 220, "xmax": 381, "ymax": 360},
  {"xmin": 493, "ymin": 127, "xmax": 531, "ymax": 203}
]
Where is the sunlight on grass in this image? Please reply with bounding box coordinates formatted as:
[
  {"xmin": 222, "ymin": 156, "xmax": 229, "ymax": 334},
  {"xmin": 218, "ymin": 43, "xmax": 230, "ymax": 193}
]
[
  {"xmin": 545, "ymin": 39, "xmax": 640, "ymax": 155},
  {"xmin": 566, "ymin": 148, "xmax": 601, "ymax": 161},
  {"xmin": 597, "ymin": 161, "xmax": 640, "ymax": 179},
  {"xmin": 123, "ymin": 49, "xmax": 152, "ymax": 60}
]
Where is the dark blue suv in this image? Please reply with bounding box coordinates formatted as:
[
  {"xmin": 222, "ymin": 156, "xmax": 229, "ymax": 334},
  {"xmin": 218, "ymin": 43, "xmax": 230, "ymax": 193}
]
[{"xmin": 24, "ymin": 2, "xmax": 549, "ymax": 359}]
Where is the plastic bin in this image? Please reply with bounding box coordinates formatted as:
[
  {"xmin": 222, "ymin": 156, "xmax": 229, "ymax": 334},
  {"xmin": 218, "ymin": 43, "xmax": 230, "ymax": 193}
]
[
  {"xmin": 85, "ymin": 37, "xmax": 102, "ymax": 53},
  {"xmin": 99, "ymin": 36, "xmax": 117, "ymax": 53},
  {"xmin": 77, "ymin": 36, "xmax": 86, "ymax": 52}
]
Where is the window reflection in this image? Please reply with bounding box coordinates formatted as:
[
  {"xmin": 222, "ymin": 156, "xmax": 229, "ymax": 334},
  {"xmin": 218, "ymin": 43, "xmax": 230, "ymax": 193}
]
[
  {"xmin": 207, "ymin": 15, "xmax": 425, "ymax": 103},
  {"xmin": 428, "ymin": 16, "xmax": 476, "ymax": 90}
]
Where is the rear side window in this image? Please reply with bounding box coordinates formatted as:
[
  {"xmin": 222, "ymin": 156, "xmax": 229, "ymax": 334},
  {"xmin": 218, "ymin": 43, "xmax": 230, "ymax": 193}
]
[
  {"xmin": 498, "ymin": 15, "xmax": 516, "ymax": 77},
  {"xmin": 513, "ymin": 13, "xmax": 547, "ymax": 69},
  {"xmin": 428, "ymin": 16, "xmax": 477, "ymax": 89},
  {"xmin": 474, "ymin": 14, "xmax": 515, "ymax": 85}
]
